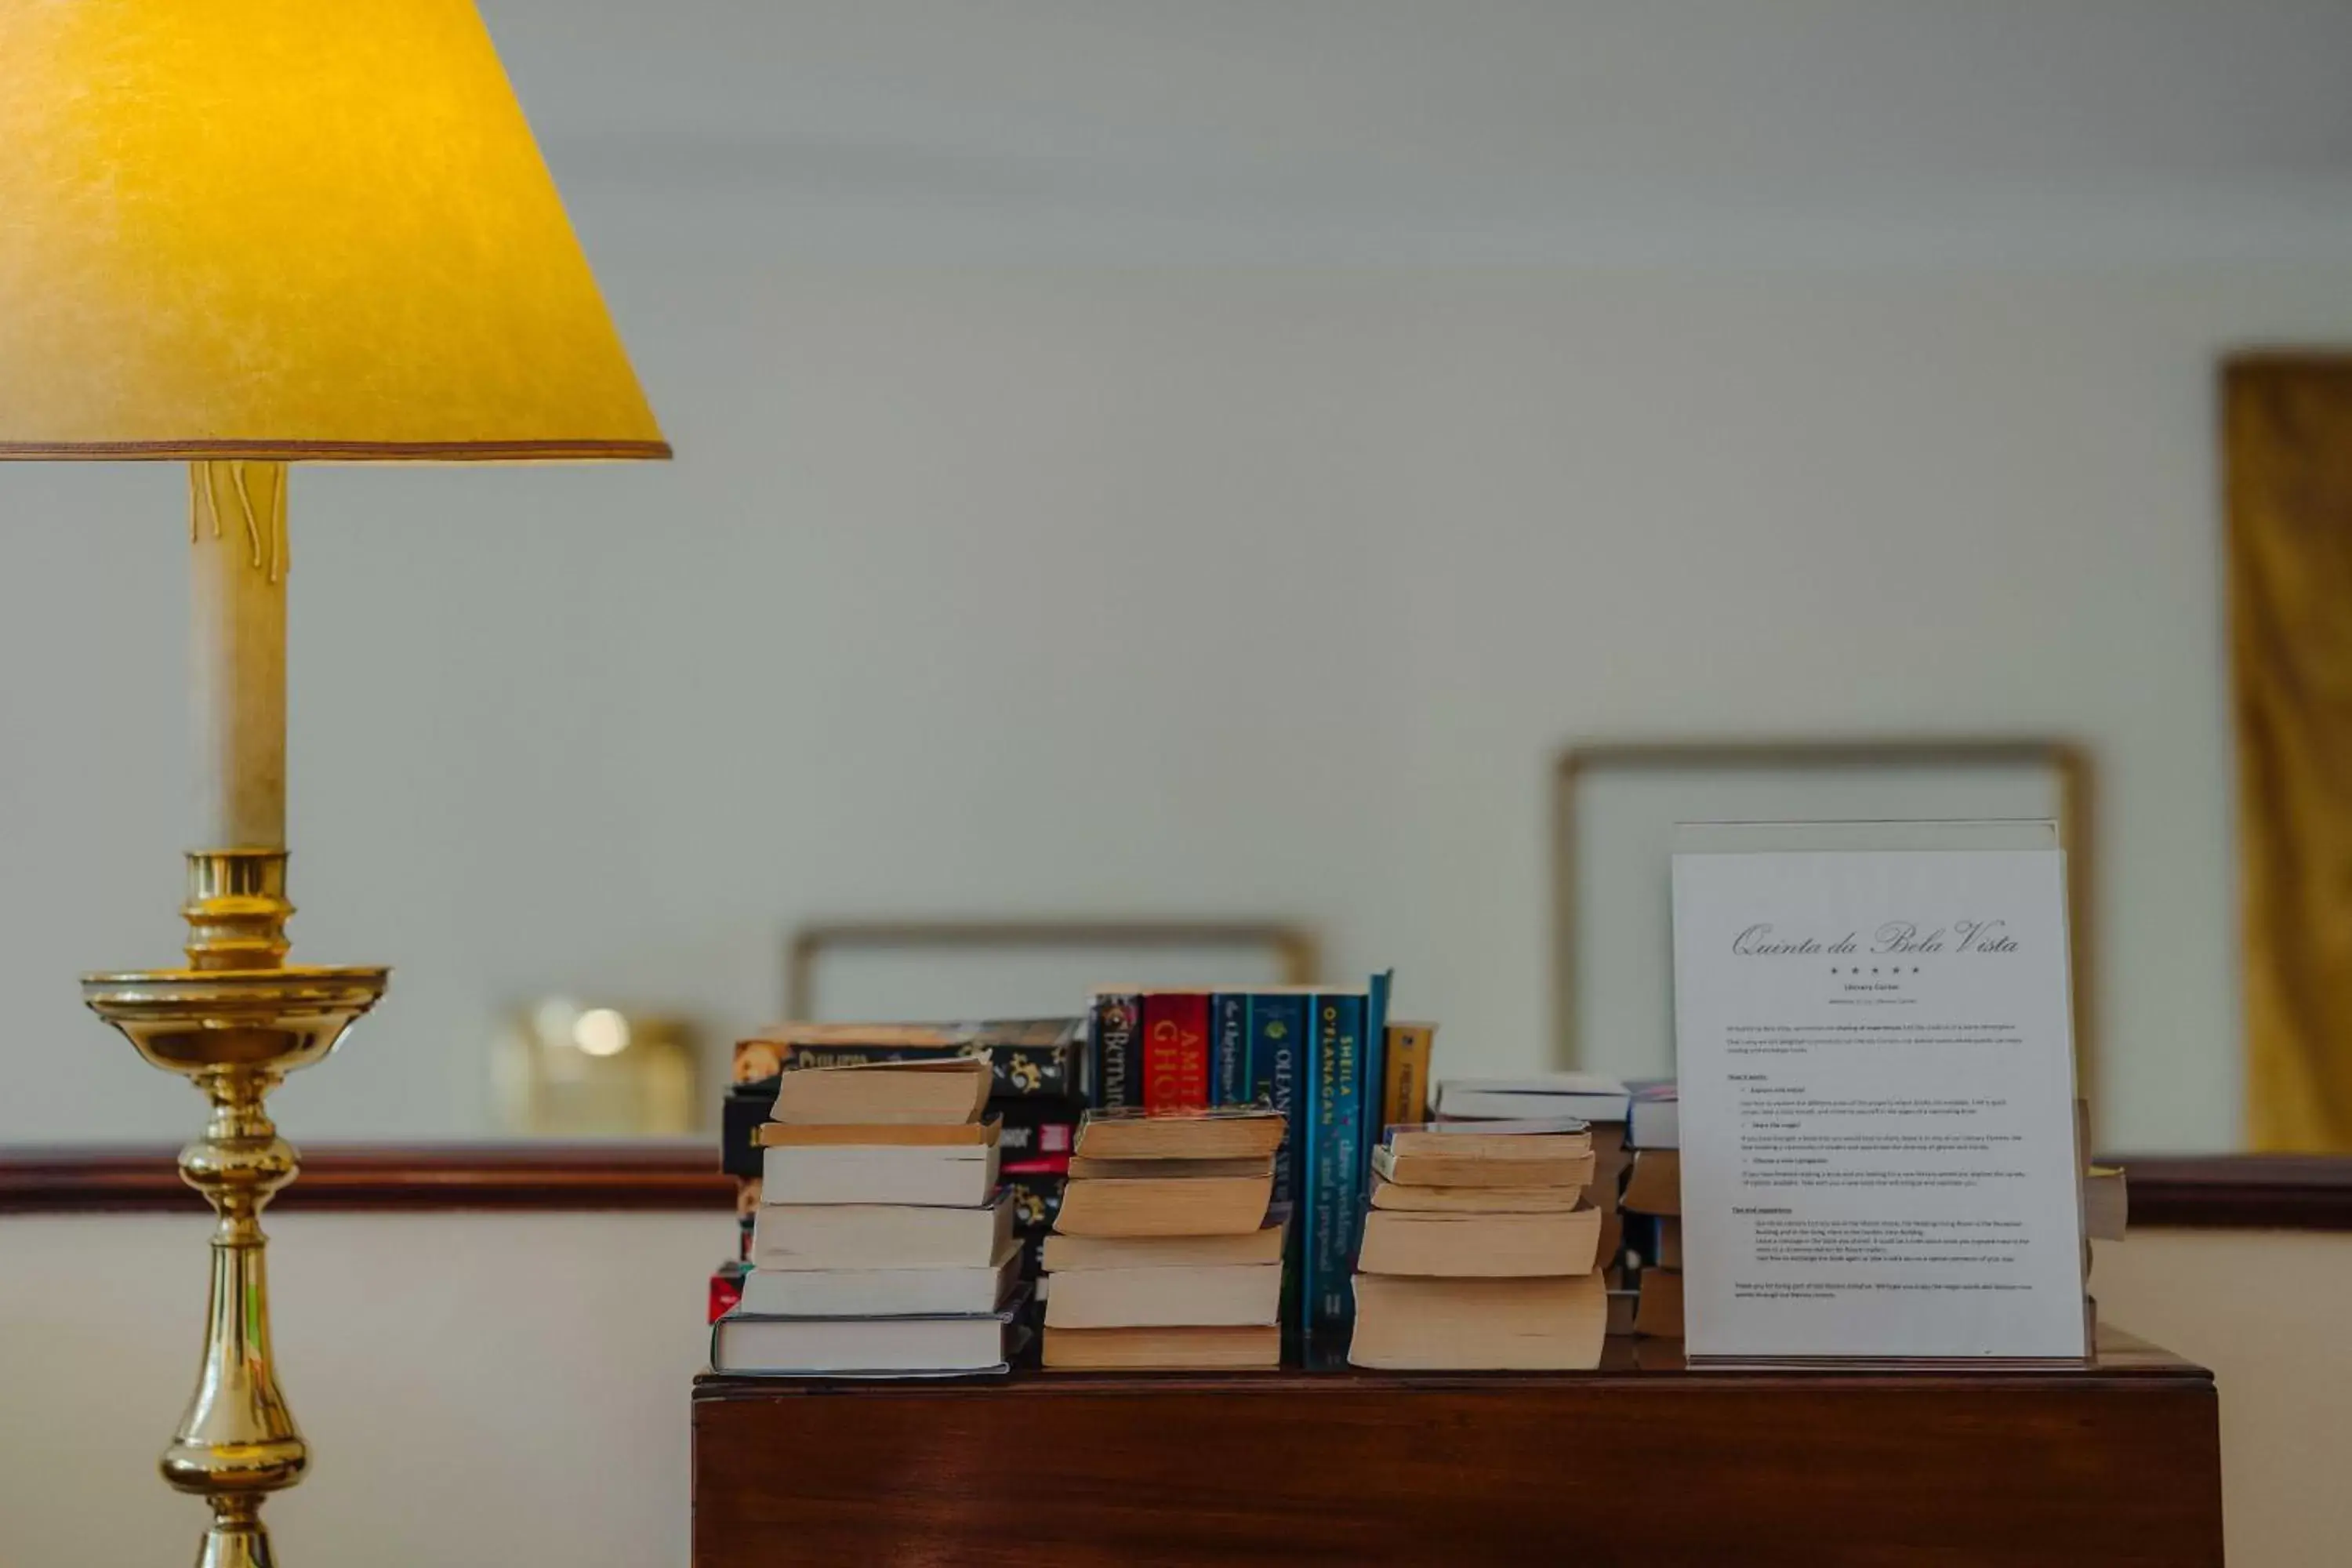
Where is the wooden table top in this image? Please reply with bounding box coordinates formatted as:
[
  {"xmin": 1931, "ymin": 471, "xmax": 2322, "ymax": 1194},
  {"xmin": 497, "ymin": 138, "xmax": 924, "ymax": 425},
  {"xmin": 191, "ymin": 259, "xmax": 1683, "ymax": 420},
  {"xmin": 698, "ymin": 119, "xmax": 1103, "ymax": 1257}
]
[
  {"xmin": 692, "ymin": 1321, "xmax": 2207, "ymax": 1401},
  {"xmin": 691, "ymin": 1323, "xmax": 2221, "ymax": 1566}
]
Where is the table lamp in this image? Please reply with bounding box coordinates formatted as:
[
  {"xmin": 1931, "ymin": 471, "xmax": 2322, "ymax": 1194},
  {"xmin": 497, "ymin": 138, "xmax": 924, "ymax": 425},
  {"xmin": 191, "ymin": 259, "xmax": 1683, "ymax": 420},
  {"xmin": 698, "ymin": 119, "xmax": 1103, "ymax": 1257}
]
[{"xmin": 0, "ymin": 4, "xmax": 667, "ymax": 1564}]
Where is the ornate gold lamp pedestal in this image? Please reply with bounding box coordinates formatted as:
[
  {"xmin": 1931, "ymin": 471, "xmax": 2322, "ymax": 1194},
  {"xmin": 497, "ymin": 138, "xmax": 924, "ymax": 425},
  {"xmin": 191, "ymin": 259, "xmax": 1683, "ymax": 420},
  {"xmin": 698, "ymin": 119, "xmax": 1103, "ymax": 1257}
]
[
  {"xmin": 84, "ymin": 850, "xmax": 387, "ymax": 1568},
  {"xmin": 2, "ymin": 5, "xmax": 666, "ymax": 1559}
]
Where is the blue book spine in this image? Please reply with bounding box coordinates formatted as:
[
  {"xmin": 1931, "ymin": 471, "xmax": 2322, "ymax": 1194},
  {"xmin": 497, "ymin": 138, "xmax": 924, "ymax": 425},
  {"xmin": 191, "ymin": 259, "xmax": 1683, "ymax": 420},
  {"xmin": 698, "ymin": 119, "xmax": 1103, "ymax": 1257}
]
[
  {"xmin": 1247, "ymin": 994, "xmax": 1306, "ymax": 1208},
  {"xmin": 1304, "ymin": 992, "xmax": 1366, "ymax": 1341},
  {"xmin": 1359, "ymin": 968, "xmax": 1394, "ymax": 1189},
  {"xmin": 1248, "ymin": 993, "xmax": 1308, "ymax": 1341},
  {"xmin": 1211, "ymin": 993, "xmax": 1248, "ymax": 1105}
]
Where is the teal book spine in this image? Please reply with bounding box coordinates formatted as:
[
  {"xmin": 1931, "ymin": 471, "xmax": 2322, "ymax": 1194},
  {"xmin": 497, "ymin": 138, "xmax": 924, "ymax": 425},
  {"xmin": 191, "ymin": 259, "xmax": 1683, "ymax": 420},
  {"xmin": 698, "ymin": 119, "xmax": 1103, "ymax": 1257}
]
[
  {"xmin": 1359, "ymin": 968, "xmax": 1394, "ymax": 1189},
  {"xmin": 1247, "ymin": 994, "xmax": 1306, "ymax": 1209},
  {"xmin": 1248, "ymin": 992, "xmax": 1308, "ymax": 1341},
  {"xmin": 1303, "ymin": 991, "xmax": 1366, "ymax": 1341}
]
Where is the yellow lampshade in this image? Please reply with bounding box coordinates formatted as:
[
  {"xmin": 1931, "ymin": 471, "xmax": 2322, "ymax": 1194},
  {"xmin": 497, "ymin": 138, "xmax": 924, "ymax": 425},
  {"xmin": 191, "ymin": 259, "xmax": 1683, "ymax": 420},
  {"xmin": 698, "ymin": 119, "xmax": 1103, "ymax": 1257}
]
[{"xmin": 0, "ymin": 0, "xmax": 666, "ymax": 460}]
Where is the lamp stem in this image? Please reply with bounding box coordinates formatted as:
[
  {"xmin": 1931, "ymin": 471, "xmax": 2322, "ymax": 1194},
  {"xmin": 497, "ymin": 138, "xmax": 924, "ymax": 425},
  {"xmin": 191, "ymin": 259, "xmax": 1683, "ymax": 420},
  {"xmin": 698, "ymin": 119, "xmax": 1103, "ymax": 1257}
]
[{"xmin": 190, "ymin": 461, "xmax": 288, "ymax": 851}]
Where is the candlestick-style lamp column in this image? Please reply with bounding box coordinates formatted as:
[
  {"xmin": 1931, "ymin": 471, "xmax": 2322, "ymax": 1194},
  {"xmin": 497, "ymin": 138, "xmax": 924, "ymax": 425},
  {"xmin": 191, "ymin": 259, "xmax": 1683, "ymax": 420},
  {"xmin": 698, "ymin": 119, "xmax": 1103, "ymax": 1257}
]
[
  {"xmin": 2, "ymin": 4, "xmax": 668, "ymax": 1563},
  {"xmin": 85, "ymin": 463, "xmax": 389, "ymax": 1568}
]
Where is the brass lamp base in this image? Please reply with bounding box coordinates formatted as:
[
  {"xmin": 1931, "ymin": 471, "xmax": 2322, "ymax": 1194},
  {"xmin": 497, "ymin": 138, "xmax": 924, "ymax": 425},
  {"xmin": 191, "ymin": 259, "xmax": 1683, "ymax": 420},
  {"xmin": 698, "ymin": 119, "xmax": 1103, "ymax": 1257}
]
[{"xmin": 84, "ymin": 851, "xmax": 387, "ymax": 1568}]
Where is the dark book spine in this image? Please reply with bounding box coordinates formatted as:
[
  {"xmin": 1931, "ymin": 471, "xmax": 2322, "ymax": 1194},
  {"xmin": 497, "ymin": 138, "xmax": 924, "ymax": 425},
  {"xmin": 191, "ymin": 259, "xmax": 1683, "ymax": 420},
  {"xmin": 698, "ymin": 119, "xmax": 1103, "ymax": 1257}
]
[
  {"xmin": 993, "ymin": 1093, "xmax": 1082, "ymax": 1170},
  {"xmin": 1003, "ymin": 1168, "xmax": 1067, "ymax": 1238},
  {"xmin": 1211, "ymin": 994, "xmax": 1248, "ymax": 1105},
  {"xmin": 1303, "ymin": 992, "xmax": 1366, "ymax": 1341},
  {"xmin": 720, "ymin": 1089, "xmax": 770, "ymax": 1179},
  {"xmin": 1090, "ymin": 993, "xmax": 1142, "ymax": 1110},
  {"xmin": 765, "ymin": 1040, "xmax": 1083, "ymax": 1098},
  {"xmin": 1359, "ymin": 970, "xmax": 1393, "ymax": 1192},
  {"xmin": 1142, "ymin": 993, "xmax": 1210, "ymax": 1112}
]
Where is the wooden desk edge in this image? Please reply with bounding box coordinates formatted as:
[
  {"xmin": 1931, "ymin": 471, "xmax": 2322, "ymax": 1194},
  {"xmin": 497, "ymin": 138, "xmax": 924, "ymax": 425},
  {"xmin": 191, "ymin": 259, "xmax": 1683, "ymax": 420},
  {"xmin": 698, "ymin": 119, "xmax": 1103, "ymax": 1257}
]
[{"xmin": 693, "ymin": 1324, "xmax": 2211, "ymax": 1403}]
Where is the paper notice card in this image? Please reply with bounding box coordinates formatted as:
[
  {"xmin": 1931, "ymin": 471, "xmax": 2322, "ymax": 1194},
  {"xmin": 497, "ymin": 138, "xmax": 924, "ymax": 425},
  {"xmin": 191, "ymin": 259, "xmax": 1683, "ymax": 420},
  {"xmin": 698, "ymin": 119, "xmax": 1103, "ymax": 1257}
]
[{"xmin": 1672, "ymin": 823, "xmax": 2086, "ymax": 1363}]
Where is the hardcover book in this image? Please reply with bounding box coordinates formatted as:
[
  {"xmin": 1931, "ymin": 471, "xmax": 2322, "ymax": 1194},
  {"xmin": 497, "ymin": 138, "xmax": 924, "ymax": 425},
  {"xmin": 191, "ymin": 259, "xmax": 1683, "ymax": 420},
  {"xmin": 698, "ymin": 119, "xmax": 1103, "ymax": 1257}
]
[
  {"xmin": 1211, "ymin": 993, "xmax": 1248, "ymax": 1105},
  {"xmin": 735, "ymin": 1018, "xmax": 1088, "ymax": 1100},
  {"xmin": 1246, "ymin": 993, "xmax": 1307, "ymax": 1208},
  {"xmin": 1360, "ymin": 969, "xmax": 1394, "ymax": 1180},
  {"xmin": 993, "ymin": 1095, "xmax": 1081, "ymax": 1167},
  {"xmin": 733, "ymin": 1245, "xmax": 1021, "ymax": 1319},
  {"xmin": 1436, "ymin": 1073, "xmax": 1632, "ymax": 1125},
  {"xmin": 751, "ymin": 1195, "xmax": 1014, "ymax": 1272},
  {"xmin": 709, "ymin": 1258, "xmax": 749, "ymax": 1323},
  {"xmin": 1002, "ymin": 1169, "xmax": 1067, "ymax": 1237},
  {"xmin": 1088, "ymin": 993, "xmax": 1143, "ymax": 1111},
  {"xmin": 721, "ymin": 1086, "xmax": 771, "ymax": 1179},
  {"xmin": 1381, "ymin": 1022, "xmax": 1436, "ymax": 1131},
  {"xmin": 1141, "ymin": 993, "xmax": 1211, "ymax": 1112},
  {"xmin": 710, "ymin": 1296, "xmax": 1023, "ymax": 1377},
  {"xmin": 760, "ymin": 1138, "xmax": 1002, "ymax": 1208},
  {"xmin": 1302, "ymin": 989, "xmax": 1367, "ymax": 1341}
]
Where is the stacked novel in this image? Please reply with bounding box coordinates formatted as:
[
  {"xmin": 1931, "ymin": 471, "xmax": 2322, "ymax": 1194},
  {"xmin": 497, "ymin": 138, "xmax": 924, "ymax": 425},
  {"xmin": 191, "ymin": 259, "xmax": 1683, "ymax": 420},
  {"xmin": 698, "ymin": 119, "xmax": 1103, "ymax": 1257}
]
[
  {"xmin": 1348, "ymin": 1120, "xmax": 1610, "ymax": 1369},
  {"xmin": 1040, "ymin": 1107, "xmax": 1288, "ymax": 1370},
  {"xmin": 718, "ymin": 1018, "xmax": 1088, "ymax": 1329},
  {"xmin": 1433, "ymin": 1072, "xmax": 1639, "ymax": 1332},
  {"xmin": 711, "ymin": 1058, "xmax": 1022, "ymax": 1376}
]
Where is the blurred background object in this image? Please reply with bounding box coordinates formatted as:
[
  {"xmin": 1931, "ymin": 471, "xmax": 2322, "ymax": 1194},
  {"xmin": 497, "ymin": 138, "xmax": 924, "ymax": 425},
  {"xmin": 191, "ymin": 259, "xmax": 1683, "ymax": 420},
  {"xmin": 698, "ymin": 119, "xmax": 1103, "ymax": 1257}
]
[
  {"xmin": 2228, "ymin": 358, "xmax": 2352, "ymax": 1152},
  {"xmin": 493, "ymin": 1000, "xmax": 700, "ymax": 1135}
]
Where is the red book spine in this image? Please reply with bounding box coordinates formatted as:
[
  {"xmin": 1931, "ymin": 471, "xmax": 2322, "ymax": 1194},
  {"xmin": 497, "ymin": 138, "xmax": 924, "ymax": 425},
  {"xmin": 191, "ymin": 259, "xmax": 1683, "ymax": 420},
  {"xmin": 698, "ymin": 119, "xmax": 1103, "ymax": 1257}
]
[
  {"xmin": 708, "ymin": 1263, "xmax": 745, "ymax": 1323},
  {"xmin": 1142, "ymin": 993, "xmax": 1211, "ymax": 1112}
]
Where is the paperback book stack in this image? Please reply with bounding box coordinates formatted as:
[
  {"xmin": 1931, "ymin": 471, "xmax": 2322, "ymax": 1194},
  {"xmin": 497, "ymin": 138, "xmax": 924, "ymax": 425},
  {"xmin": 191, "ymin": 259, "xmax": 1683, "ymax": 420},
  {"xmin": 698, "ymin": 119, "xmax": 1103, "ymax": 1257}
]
[
  {"xmin": 1347, "ymin": 1120, "xmax": 1609, "ymax": 1370},
  {"xmin": 717, "ymin": 1018, "xmax": 1087, "ymax": 1326},
  {"xmin": 1040, "ymin": 1107, "xmax": 1288, "ymax": 1370},
  {"xmin": 711, "ymin": 1058, "xmax": 1023, "ymax": 1377},
  {"xmin": 1432, "ymin": 1072, "xmax": 1640, "ymax": 1331}
]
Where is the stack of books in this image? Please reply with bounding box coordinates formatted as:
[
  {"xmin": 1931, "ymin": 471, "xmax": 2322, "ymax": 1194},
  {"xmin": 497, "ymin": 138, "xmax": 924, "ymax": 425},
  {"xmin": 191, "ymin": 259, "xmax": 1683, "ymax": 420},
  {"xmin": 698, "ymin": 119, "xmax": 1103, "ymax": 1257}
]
[
  {"xmin": 1620, "ymin": 1080, "xmax": 1682, "ymax": 1336},
  {"xmin": 1347, "ymin": 1120, "xmax": 1610, "ymax": 1369},
  {"xmin": 717, "ymin": 1018, "xmax": 1088, "ymax": 1330},
  {"xmin": 1086, "ymin": 975, "xmax": 1413, "ymax": 1345},
  {"xmin": 1040, "ymin": 1107, "xmax": 1289, "ymax": 1370},
  {"xmin": 711, "ymin": 1058, "xmax": 1024, "ymax": 1376},
  {"xmin": 1432, "ymin": 1072, "xmax": 1641, "ymax": 1332}
]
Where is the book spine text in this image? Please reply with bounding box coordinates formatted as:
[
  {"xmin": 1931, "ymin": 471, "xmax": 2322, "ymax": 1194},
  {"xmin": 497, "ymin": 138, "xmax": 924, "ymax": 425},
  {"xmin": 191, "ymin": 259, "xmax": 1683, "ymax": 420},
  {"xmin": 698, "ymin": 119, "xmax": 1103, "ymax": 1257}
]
[
  {"xmin": 1142, "ymin": 993, "xmax": 1211, "ymax": 1112},
  {"xmin": 1305, "ymin": 991, "xmax": 1366, "ymax": 1341},
  {"xmin": 1090, "ymin": 993, "xmax": 1143, "ymax": 1111},
  {"xmin": 1211, "ymin": 993, "xmax": 1247, "ymax": 1105},
  {"xmin": 1380, "ymin": 1022, "xmax": 1434, "ymax": 1131}
]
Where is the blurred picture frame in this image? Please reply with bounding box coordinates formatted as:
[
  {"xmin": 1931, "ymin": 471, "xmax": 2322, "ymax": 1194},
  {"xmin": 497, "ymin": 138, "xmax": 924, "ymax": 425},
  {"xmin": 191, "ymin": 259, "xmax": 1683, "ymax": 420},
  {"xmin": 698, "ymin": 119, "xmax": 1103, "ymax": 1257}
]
[{"xmin": 1552, "ymin": 738, "xmax": 2095, "ymax": 1112}]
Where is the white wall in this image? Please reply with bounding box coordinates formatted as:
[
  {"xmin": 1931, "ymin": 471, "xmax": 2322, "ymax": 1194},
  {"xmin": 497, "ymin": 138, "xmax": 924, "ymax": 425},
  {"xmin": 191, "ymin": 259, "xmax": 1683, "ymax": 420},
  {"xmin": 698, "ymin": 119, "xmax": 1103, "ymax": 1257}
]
[
  {"xmin": 1, "ymin": 1211, "xmax": 2339, "ymax": 1566},
  {"xmin": 9, "ymin": 254, "xmax": 2350, "ymax": 1149},
  {"xmin": 9, "ymin": 0, "xmax": 2352, "ymax": 1149}
]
